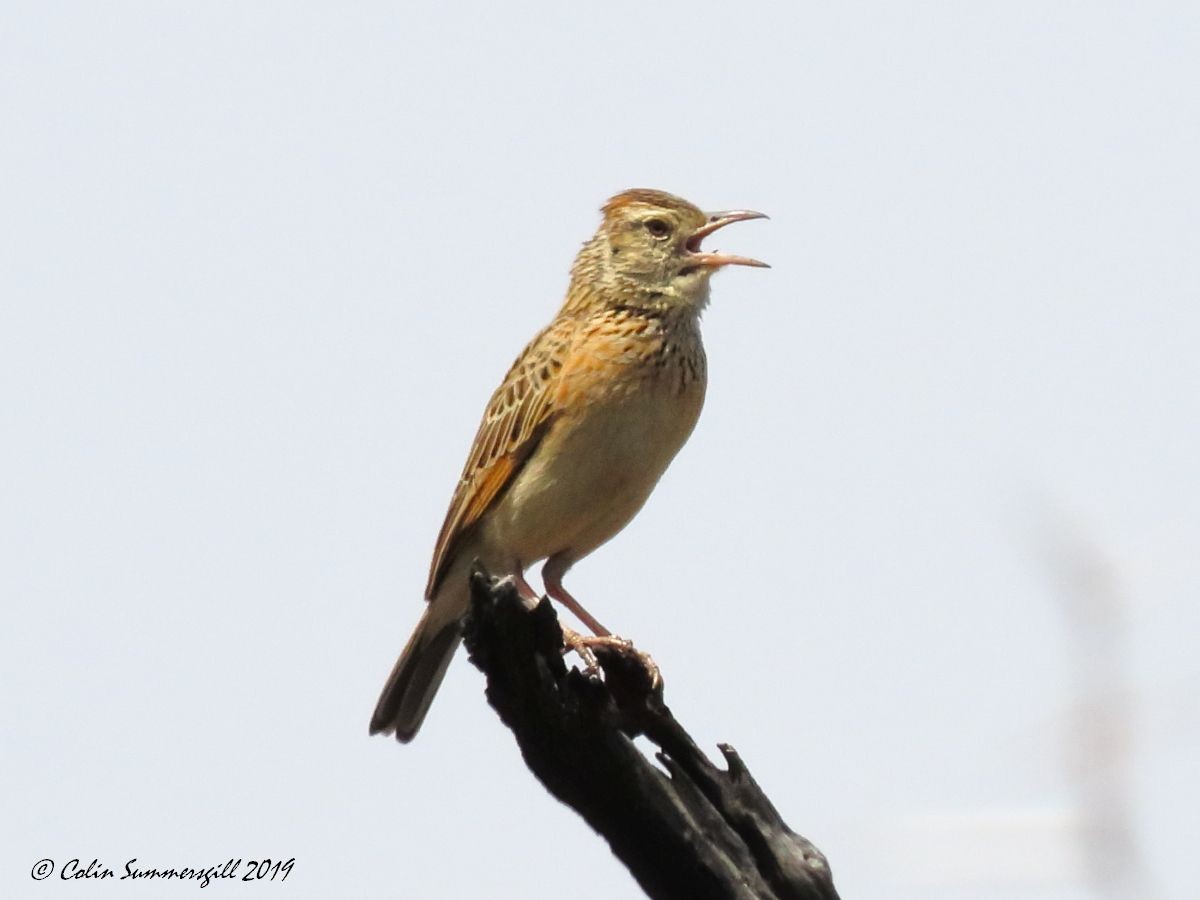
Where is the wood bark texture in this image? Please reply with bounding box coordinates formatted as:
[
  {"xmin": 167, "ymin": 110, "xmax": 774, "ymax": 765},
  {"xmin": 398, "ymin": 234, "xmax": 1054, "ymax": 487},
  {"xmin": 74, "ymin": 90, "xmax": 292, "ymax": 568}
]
[{"xmin": 461, "ymin": 568, "xmax": 840, "ymax": 900}]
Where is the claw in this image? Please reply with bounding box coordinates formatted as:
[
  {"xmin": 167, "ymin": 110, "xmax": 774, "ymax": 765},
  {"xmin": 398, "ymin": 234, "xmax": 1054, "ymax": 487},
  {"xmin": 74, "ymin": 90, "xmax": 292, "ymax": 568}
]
[
  {"xmin": 561, "ymin": 625, "xmax": 602, "ymax": 675},
  {"xmin": 560, "ymin": 626, "xmax": 661, "ymax": 690}
]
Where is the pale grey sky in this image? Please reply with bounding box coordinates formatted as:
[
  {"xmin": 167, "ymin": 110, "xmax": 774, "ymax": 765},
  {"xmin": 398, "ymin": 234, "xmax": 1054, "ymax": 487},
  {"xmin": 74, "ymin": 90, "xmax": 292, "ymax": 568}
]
[{"xmin": 3, "ymin": 2, "xmax": 1197, "ymax": 898}]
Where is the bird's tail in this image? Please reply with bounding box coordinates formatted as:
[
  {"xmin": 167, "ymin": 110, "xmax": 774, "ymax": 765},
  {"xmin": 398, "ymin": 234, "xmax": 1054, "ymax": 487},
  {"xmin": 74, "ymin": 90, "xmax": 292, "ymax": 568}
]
[{"xmin": 369, "ymin": 575, "xmax": 469, "ymax": 743}]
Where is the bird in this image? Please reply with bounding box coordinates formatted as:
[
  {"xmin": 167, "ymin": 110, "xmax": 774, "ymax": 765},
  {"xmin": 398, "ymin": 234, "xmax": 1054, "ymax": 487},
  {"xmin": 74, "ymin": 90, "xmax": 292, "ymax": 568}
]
[{"xmin": 370, "ymin": 188, "xmax": 767, "ymax": 742}]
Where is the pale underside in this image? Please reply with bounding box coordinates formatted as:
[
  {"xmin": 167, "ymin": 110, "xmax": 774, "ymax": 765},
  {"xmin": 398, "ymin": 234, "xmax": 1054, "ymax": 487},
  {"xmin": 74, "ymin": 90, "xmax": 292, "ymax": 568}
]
[{"xmin": 425, "ymin": 307, "xmax": 706, "ymax": 600}]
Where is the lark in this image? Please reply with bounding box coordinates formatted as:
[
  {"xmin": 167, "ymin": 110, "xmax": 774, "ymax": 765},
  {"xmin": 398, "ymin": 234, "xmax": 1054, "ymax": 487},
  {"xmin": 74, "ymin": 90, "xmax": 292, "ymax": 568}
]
[{"xmin": 370, "ymin": 189, "xmax": 767, "ymax": 742}]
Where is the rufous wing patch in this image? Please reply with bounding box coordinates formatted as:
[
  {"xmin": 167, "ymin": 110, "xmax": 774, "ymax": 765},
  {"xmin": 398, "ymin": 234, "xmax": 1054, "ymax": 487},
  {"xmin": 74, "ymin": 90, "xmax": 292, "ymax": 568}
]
[{"xmin": 423, "ymin": 319, "xmax": 572, "ymax": 598}]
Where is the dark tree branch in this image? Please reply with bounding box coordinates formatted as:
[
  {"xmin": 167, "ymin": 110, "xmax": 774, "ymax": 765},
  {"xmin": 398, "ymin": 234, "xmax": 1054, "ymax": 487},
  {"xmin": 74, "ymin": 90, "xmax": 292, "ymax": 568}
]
[{"xmin": 461, "ymin": 566, "xmax": 840, "ymax": 900}]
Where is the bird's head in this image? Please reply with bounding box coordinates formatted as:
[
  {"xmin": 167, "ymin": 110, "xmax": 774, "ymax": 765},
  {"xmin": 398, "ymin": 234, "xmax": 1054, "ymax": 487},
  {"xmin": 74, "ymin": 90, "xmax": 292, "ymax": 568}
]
[{"xmin": 567, "ymin": 189, "xmax": 768, "ymax": 314}]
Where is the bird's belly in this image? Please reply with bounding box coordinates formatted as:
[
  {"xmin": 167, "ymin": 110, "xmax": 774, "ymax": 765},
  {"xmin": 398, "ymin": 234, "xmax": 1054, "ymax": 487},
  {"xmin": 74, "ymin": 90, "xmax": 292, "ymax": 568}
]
[{"xmin": 481, "ymin": 384, "xmax": 702, "ymax": 567}]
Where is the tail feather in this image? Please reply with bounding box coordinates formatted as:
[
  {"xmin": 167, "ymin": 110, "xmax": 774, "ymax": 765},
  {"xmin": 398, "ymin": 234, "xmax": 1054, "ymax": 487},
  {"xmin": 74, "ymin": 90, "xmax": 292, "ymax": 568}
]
[{"xmin": 370, "ymin": 580, "xmax": 468, "ymax": 742}]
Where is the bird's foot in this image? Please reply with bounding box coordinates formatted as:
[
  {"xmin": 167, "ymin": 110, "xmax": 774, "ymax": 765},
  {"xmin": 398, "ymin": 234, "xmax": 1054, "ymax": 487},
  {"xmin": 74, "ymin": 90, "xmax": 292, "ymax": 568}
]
[{"xmin": 560, "ymin": 626, "xmax": 661, "ymax": 691}]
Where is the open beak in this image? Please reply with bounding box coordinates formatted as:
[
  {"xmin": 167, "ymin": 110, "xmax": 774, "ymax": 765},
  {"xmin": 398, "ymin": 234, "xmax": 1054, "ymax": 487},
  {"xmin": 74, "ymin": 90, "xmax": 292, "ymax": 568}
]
[{"xmin": 685, "ymin": 209, "xmax": 769, "ymax": 269}]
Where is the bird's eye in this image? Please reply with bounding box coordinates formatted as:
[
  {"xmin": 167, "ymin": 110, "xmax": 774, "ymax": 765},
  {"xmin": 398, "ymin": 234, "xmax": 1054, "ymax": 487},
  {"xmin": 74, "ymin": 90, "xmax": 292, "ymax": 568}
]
[{"xmin": 644, "ymin": 218, "xmax": 672, "ymax": 238}]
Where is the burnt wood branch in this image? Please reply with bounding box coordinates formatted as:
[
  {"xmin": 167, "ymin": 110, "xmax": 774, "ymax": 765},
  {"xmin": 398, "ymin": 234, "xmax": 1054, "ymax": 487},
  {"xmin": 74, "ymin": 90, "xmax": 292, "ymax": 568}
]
[{"xmin": 461, "ymin": 566, "xmax": 839, "ymax": 900}]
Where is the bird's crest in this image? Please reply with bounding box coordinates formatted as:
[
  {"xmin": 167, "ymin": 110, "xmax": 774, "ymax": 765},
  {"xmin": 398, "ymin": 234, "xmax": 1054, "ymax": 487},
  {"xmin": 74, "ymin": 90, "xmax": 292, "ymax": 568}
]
[{"xmin": 601, "ymin": 189, "xmax": 704, "ymax": 219}]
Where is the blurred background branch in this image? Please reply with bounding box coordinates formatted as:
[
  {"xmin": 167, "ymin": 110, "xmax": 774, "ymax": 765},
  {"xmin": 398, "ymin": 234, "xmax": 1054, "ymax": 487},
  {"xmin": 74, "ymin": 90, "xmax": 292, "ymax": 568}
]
[{"xmin": 1045, "ymin": 522, "xmax": 1159, "ymax": 900}]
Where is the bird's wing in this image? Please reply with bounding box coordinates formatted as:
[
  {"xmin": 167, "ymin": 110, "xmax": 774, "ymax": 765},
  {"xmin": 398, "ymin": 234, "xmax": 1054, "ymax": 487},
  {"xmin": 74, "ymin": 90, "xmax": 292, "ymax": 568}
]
[{"xmin": 424, "ymin": 316, "xmax": 575, "ymax": 599}]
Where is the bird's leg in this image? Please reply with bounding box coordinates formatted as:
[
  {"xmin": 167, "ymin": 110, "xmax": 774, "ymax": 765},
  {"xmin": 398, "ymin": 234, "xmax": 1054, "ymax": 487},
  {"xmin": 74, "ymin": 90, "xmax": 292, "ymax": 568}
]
[
  {"xmin": 542, "ymin": 564, "xmax": 660, "ymax": 688},
  {"xmin": 542, "ymin": 565, "xmax": 611, "ymax": 636}
]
